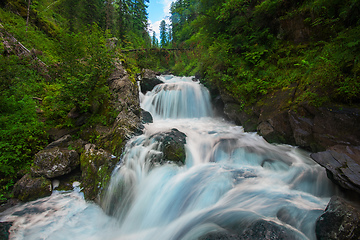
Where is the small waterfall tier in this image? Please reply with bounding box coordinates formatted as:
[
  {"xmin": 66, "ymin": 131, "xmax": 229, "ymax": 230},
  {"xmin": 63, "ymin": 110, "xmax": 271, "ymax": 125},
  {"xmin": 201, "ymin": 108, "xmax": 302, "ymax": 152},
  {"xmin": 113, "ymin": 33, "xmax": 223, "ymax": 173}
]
[{"xmin": 141, "ymin": 76, "xmax": 213, "ymax": 119}]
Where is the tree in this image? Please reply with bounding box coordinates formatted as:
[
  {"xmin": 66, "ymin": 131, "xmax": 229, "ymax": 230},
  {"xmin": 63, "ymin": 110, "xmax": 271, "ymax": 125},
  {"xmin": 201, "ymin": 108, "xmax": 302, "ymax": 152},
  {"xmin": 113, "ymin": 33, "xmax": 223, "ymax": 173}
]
[
  {"xmin": 160, "ymin": 20, "xmax": 167, "ymax": 47},
  {"xmin": 152, "ymin": 31, "xmax": 158, "ymax": 47}
]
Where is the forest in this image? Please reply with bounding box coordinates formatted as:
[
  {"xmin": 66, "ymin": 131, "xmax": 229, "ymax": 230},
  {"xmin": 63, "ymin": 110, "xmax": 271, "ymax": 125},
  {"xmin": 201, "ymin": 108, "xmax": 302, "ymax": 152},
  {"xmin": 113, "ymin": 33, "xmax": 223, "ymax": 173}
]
[{"xmin": 1, "ymin": 0, "xmax": 360, "ymax": 202}]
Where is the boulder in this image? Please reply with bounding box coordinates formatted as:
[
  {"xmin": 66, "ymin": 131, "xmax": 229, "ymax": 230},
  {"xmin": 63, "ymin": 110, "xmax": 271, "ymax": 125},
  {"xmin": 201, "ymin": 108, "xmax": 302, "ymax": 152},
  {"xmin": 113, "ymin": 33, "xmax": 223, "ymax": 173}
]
[
  {"xmin": 199, "ymin": 220, "xmax": 306, "ymax": 240},
  {"xmin": 0, "ymin": 222, "xmax": 12, "ymax": 240},
  {"xmin": 139, "ymin": 69, "xmax": 163, "ymax": 94},
  {"xmin": 44, "ymin": 134, "xmax": 72, "ymax": 149},
  {"xmin": 310, "ymin": 146, "xmax": 360, "ymax": 193},
  {"xmin": 316, "ymin": 196, "xmax": 360, "ymax": 240},
  {"xmin": 32, "ymin": 147, "xmax": 80, "ymax": 179},
  {"xmin": 141, "ymin": 110, "xmax": 153, "ymax": 124},
  {"xmin": 150, "ymin": 128, "xmax": 187, "ymax": 164},
  {"xmin": 80, "ymin": 144, "xmax": 118, "ymax": 201},
  {"xmin": 199, "ymin": 231, "xmax": 241, "ymax": 240},
  {"xmin": 239, "ymin": 220, "xmax": 305, "ymax": 240},
  {"xmin": 12, "ymin": 174, "xmax": 52, "ymax": 202}
]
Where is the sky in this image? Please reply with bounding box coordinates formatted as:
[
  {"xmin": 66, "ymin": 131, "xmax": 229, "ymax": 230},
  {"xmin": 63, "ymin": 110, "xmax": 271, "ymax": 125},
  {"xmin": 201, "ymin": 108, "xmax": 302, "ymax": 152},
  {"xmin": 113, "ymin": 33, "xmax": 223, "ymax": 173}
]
[{"xmin": 147, "ymin": 0, "xmax": 174, "ymax": 40}]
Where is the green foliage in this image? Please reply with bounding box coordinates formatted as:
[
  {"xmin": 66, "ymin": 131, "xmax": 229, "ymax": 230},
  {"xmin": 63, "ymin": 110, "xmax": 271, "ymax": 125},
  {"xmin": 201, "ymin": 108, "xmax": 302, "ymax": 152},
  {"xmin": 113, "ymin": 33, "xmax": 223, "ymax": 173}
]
[
  {"xmin": 169, "ymin": 0, "xmax": 360, "ymax": 107},
  {"xmin": 0, "ymin": 55, "xmax": 47, "ymax": 178}
]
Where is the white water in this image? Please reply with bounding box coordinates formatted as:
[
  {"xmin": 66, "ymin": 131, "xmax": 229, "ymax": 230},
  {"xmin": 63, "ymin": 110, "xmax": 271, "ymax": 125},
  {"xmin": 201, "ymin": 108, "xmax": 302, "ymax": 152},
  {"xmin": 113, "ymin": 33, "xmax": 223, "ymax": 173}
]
[{"xmin": 1, "ymin": 76, "xmax": 338, "ymax": 240}]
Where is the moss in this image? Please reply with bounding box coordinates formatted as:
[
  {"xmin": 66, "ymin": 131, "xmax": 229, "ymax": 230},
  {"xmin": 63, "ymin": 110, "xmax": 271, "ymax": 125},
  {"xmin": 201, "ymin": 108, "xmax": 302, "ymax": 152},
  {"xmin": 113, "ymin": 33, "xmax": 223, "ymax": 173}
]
[{"xmin": 80, "ymin": 148, "xmax": 117, "ymax": 201}]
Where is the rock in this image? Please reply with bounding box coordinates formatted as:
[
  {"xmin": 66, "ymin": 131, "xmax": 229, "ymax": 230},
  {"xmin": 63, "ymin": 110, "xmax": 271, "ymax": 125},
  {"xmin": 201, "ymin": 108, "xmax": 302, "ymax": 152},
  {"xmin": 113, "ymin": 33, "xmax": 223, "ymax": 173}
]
[
  {"xmin": 310, "ymin": 146, "xmax": 360, "ymax": 193},
  {"xmin": 199, "ymin": 231, "xmax": 241, "ymax": 240},
  {"xmin": 141, "ymin": 110, "xmax": 153, "ymax": 124},
  {"xmin": 141, "ymin": 68, "xmax": 158, "ymax": 79},
  {"xmin": 0, "ymin": 222, "xmax": 12, "ymax": 240},
  {"xmin": 288, "ymin": 109, "xmax": 317, "ymax": 151},
  {"xmin": 305, "ymin": 105, "xmax": 360, "ymax": 151},
  {"xmin": 139, "ymin": 69, "xmax": 163, "ymax": 94},
  {"xmin": 239, "ymin": 219, "xmax": 305, "ymax": 240},
  {"xmin": 80, "ymin": 144, "xmax": 118, "ymax": 201},
  {"xmin": 102, "ymin": 62, "xmax": 142, "ymax": 156},
  {"xmin": 12, "ymin": 174, "xmax": 52, "ymax": 202},
  {"xmin": 32, "ymin": 147, "xmax": 80, "ymax": 179},
  {"xmin": 316, "ymin": 196, "xmax": 360, "ymax": 240},
  {"xmin": 200, "ymin": 220, "xmax": 306, "ymax": 240},
  {"xmin": 224, "ymin": 104, "xmax": 258, "ymax": 132},
  {"xmin": 44, "ymin": 134, "xmax": 72, "ymax": 149},
  {"xmin": 257, "ymin": 111, "xmax": 296, "ymax": 145},
  {"xmin": 150, "ymin": 128, "xmax": 187, "ymax": 164}
]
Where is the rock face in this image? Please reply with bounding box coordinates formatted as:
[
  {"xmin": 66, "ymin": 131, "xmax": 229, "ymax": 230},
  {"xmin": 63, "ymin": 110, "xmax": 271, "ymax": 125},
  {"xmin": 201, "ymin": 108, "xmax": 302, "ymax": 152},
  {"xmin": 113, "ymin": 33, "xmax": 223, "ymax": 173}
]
[
  {"xmin": 102, "ymin": 61, "xmax": 142, "ymax": 156},
  {"xmin": 316, "ymin": 196, "xmax": 360, "ymax": 240},
  {"xmin": 12, "ymin": 174, "xmax": 52, "ymax": 202},
  {"xmin": 80, "ymin": 144, "xmax": 118, "ymax": 201},
  {"xmin": 12, "ymin": 62, "xmax": 142, "ymax": 202},
  {"xmin": 217, "ymin": 87, "xmax": 360, "ymax": 193},
  {"xmin": 139, "ymin": 68, "xmax": 163, "ymax": 94},
  {"xmin": 310, "ymin": 146, "xmax": 360, "ymax": 193},
  {"xmin": 32, "ymin": 147, "xmax": 79, "ymax": 178}
]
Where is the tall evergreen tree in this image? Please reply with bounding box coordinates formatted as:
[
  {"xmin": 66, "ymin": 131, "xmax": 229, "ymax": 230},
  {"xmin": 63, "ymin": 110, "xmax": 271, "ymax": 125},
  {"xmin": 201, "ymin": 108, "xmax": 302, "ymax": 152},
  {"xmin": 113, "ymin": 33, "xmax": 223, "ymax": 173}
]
[{"xmin": 160, "ymin": 20, "xmax": 167, "ymax": 47}]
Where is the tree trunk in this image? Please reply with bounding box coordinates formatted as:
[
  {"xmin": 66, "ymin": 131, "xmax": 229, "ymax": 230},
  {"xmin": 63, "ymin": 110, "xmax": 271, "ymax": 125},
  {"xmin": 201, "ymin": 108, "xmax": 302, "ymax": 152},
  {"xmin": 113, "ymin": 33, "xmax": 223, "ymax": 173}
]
[{"xmin": 26, "ymin": 0, "xmax": 31, "ymax": 32}]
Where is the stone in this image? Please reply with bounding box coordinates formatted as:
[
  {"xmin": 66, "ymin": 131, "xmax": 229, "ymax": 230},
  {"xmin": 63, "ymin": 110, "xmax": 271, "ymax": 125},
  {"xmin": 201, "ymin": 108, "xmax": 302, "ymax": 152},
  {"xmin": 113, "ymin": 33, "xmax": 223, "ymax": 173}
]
[
  {"xmin": 239, "ymin": 219, "xmax": 305, "ymax": 240},
  {"xmin": 80, "ymin": 144, "xmax": 118, "ymax": 201},
  {"xmin": 0, "ymin": 222, "xmax": 12, "ymax": 240},
  {"xmin": 32, "ymin": 147, "xmax": 80, "ymax": 179},
  {"xmin": 310, "ymin": 147, "xmax": 360, "ymax": 193},
  {"xmin": 199, "ymin": 231, "xmax": 241, "ymax": 240},
  {"xmin": 316, "ymin": 196, "xmax": 360, "ymax": 240},
  {"xmin": 141, "ymin": 110, "xmax": 153, "ymax": 124},
  {"xmin": 149, "ymin": 128, "xmax": 187, "ymax": 164},
  {"xmin": 12, "ymin": 174, "xmax": 52, "ymax": 202},
  {"xmin": 44, "ymin": 134, "xmax": 72, "ymax": 149},
  {"xmin": 139, "ymin": 69, "xmax": 163, "ymax": 94},
  {"xmin": 100, "ymin": 62, "xmax": 142, "ymax": 156}
]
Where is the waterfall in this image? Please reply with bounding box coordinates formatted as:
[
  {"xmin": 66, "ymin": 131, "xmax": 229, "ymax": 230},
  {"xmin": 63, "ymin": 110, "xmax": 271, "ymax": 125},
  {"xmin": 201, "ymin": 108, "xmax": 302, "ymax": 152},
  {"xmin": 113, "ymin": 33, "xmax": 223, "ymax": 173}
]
[{"xmin": 1, "ymin": 75, "xmax": 339, "ymax": 240}]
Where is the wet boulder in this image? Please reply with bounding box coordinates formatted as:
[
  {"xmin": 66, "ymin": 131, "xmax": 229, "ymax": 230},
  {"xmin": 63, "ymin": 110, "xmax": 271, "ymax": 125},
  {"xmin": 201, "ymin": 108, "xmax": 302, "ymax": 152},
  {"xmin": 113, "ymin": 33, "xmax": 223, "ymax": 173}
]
[
  {"xmin": 310, "ymin": 146, "xmax": 360, "ymax": 194},
  {"xmin": 316, "ymin": 196, "xmax": 360, "ymax": 240},
  {"xmin": 12, "ymin": 174, "xmax": 52, "ymax": 202},
  {"xmin": 150, "ymin": 128, "xmax": 187, "ymax": 164},
  {"xmin": 139, "ymin": 69, "xmax": 163, "ymax": 94},
  {"xmin": 200, "ymin": 220, "xmax": 306, "ymax": 240},
  {"xmin": 0, "ymin": 222, "xmax": 12, "ymax": 240},
  {"xmin": 141, "ymin": 110, "xmax": 153, "ymax": 124},
  {"xmin": 238, "ymin": 219, "xmax": 305, "ymax": 240},
  {"xmin": 31, "ymin": 147, "xmax": 80, "ymax": 179}
]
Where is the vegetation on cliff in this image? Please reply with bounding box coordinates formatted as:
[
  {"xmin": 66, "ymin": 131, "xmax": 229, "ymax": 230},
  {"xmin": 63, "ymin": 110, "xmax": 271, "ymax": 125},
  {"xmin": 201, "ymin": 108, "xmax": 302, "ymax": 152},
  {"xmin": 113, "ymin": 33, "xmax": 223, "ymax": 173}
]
[
  {"xmin": 0, "ymin": 0, "xmax": 153, "ymax": 202},
  {"xmin": 167, "ymin": 0, "xmax": 360, "ymax": 107}
]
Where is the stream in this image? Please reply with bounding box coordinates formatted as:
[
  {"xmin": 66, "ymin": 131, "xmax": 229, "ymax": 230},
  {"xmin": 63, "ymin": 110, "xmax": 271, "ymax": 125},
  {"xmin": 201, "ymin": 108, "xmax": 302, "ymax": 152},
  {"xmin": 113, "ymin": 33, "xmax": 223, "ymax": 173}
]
[{"xmin": 1, "ymin": 75, "xmax": 339, "ymax": 240}]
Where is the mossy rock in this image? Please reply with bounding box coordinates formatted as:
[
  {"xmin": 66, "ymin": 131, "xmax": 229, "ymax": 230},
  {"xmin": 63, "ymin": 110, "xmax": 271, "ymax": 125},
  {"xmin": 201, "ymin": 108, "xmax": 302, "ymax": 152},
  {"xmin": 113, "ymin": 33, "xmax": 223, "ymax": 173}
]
[
  {"xmin": 12, "ymin": 174, "xmax": 52, "ymax": 202},
  {"xmin": 32, "ymin": 147, "xmax": 80, "ymax": 179},
  {"xmin": 150, "ymin": 128, "xmax": 187, "ymax": 164},
  {"xmin": 80, "ymin": 144, "xmax": 118, "ymax": 201}
]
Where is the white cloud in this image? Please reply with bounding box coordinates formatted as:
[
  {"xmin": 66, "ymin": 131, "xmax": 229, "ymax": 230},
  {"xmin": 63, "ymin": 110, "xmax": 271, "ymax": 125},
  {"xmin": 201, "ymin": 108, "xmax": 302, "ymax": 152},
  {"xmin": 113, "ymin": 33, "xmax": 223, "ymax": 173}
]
[
  {"xmin": 147, "ymin": 0, "xmax": 175, "ymax": 41},
  {"xmin": 162, "ymin": 0, "xmax": 174, "ymax": 16},
  {"xmin": 148, "ymin": 19, "xmax": 162, "ymax": 39}
]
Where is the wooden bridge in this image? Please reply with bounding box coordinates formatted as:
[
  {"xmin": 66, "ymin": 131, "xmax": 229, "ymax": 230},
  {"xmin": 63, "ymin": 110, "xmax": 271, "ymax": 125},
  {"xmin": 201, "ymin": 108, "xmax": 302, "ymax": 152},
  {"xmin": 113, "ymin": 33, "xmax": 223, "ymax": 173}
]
[{"xmin": 120, "ymin": 48, "xmax": 193, "ymax": 53}]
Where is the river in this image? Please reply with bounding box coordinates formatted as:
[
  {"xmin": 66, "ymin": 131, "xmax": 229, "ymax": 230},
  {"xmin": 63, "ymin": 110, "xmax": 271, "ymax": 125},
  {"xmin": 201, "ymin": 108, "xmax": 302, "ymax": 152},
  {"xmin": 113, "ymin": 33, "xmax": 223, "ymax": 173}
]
[{"xmin": 1, "ymin": 75, "xmax": 338, "ymax": 240}]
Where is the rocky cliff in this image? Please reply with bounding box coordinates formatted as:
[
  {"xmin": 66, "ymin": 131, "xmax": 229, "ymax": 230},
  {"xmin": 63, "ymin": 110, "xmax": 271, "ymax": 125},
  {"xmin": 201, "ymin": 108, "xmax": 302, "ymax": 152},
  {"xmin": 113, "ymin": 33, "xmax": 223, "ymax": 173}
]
[{"xmin": 12, "ymin": 62, "xmax": 142, "ymax": 202}]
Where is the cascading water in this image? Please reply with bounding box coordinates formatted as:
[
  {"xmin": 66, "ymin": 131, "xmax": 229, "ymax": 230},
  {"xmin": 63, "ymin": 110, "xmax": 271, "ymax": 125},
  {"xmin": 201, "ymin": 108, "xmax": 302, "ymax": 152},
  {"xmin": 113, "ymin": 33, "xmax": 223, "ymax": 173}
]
[{"xmin": 1, "ymin": 75, "xmax": 339, "ymax": 240}]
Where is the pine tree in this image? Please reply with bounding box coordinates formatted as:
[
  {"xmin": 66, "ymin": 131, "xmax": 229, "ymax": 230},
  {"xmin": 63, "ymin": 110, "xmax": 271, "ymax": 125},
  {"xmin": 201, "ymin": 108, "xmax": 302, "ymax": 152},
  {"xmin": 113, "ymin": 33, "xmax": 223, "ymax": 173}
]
[{"xmin": 160, "ymin": 20, "xmax": 167, "ymax": 47}]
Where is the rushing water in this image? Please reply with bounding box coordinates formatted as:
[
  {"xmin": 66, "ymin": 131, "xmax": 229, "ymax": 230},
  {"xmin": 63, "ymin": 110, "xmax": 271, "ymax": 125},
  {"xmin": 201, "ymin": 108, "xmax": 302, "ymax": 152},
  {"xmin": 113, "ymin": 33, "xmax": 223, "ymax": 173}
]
[{"xmin": 1, "ymin": 76, "xmax": 339, "ymax": 240}]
